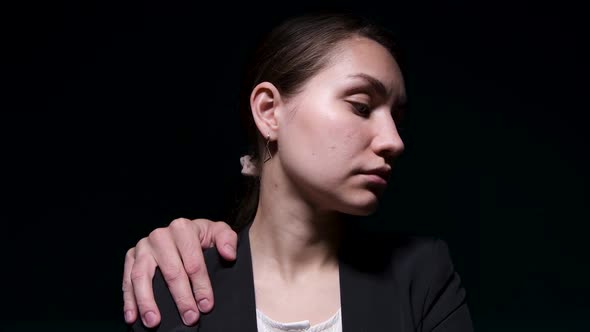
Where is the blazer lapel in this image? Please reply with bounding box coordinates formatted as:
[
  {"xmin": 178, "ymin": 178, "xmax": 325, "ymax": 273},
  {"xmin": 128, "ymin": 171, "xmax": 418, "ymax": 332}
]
[
  {"xmin": 339, "ymin": 228, "xmax": 403, "ymax": 332},
  {"xmin": 198, "ymin": 225, "xmax": 258, "ymax": 332}
]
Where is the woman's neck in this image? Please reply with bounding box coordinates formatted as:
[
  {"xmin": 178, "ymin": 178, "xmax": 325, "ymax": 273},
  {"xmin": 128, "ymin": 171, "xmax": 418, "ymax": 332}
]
[{"xmin": 249, "ymin": 169, "xmax": 343, "ymax": 282}]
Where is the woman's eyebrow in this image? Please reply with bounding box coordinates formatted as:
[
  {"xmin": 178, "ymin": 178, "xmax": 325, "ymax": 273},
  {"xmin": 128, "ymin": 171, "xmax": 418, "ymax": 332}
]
[
  {"xmin": 346, "ymin": 73, "xmax": 406, "ymax": 106},
  {"xmin": 346, "ymin": 73, "xmax": 391, "ymax": 99}
]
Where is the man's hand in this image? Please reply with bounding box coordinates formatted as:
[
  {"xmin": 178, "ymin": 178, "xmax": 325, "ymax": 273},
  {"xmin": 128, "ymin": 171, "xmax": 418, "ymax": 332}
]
[{"xmin": 122, "ymin": 218, "xmax": 238, "ymax": 327}]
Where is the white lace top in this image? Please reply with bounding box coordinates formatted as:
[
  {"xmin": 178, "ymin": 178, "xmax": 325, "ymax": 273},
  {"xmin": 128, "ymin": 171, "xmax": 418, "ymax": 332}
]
[{"xmin": 256, "ymin": 308, "xmax": 342, "ymax": 332}]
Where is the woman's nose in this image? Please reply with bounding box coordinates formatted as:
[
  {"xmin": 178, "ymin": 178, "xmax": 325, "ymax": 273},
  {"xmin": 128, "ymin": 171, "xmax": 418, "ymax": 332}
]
[{"xmin": 371, "ymin": 112, "xmax": 405, "ymax": 160}]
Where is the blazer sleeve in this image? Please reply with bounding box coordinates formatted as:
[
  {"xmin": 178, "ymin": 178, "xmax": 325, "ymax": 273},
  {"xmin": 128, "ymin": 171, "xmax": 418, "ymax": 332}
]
[{"xmin": 419, "ymin": 238, "xmax": 474, "ymax": 332}]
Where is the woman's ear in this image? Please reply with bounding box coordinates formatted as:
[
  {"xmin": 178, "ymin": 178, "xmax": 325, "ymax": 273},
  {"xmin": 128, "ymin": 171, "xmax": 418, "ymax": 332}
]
[{"xmin": 250, "ymin": 81, "xmax": 282, "ymax": 139}]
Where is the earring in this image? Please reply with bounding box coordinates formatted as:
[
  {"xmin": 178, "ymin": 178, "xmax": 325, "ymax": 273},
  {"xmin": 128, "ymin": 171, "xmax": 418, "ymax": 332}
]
[{"xmin": 264, "ymin": 134, "xmax": 273, "ymax": 163}]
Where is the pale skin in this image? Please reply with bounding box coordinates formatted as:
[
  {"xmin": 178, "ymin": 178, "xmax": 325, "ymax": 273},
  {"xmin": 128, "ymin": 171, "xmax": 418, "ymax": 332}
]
[
  {"xmin": 123, "ymin": 218, "xmax": 238, "ymax": 326},
  {"xmin": 123, "ymin": 35, "xmax": 405, "ymax": 327}
]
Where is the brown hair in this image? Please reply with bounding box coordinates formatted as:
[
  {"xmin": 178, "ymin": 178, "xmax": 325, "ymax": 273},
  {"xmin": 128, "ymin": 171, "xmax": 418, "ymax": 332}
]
[{"xmin": 228, "ymin": 11, "xmax": 401, "ymax": 230}]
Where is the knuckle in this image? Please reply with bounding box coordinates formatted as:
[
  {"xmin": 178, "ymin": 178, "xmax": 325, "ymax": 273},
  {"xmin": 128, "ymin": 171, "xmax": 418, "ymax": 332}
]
[
  {"xmin": 123, "ymin": 300, "xmax": 136, "ymax": 311},
  {"xmin": 135, "ymin": 298, "xmax": 155, "ymax": 312},
  {"xmin": 169, "ymin": 217, "xmax": 190, "ymax": 230},
  {"xmin": 160, "ymin": 264, "xmax": 185, "ymax": 283},
  {"xmin": 125, "ymin": 247, "xmax": 136, "ymax": 260},
  {"xmin": 130, "ymin": 268, "xmax": 147, "ymax": 284},
  {"xmin": 173, "ymin": 293, "xmax": 196, "ymax": 309},
  {"xmin": 122, "ymin": 278, "xmax": 134, "ymax": 292},
  {"xmin": 148, "ymin": 227, "xmax": 169, "ymax": 243},
  {"xmin": 191, "ymin": 280, "xmax": 211, "ymax": 296},
  {"xmin": 184, "ymin": 260, "xmax": 203, "ymax": 277},
  {"xmin": 136, "ymin": 237, "xmax": 149, "ymax": 250}
]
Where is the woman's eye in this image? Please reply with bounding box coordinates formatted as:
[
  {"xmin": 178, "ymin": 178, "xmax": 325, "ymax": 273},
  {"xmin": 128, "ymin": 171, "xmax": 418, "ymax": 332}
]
[{"xmin": 351, "ymin": 102, "xmax": 371, "ymax": 116}]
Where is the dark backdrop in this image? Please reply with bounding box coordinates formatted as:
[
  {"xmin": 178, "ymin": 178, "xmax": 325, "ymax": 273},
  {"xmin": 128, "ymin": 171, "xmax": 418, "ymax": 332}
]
[{"xmin": 3, "ymin": 1, "xmax": 588, "ymax": 331}]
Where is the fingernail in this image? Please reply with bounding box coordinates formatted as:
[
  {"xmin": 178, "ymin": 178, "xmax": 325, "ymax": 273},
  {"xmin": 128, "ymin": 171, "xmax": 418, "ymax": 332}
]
[
  {"xmin": 198, "ymin": 298, "xmax": 211, "ymax": 311},
  {"xmin": 124, "ymin": 310, "xmax": 133, "ymax": 323},
  {"xmin": 183, "ymin": 310, "xmax": 198, "ymax": 325},
  {"xmin": 144, "ymin": 311, "xmax": 157, "ymax": 327}
]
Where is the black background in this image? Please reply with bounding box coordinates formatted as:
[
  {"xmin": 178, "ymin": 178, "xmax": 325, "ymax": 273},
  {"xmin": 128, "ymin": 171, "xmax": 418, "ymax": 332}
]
[{"xmin": 3, "ymin": 1, "xmax": 588, "ymax": 331}]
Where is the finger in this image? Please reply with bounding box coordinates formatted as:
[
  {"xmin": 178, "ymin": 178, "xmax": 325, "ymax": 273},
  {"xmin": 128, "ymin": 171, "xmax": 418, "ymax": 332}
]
[
  {"xmin": 123, "ymin": 248, "xmax": 138, "ymax": 324},
  {"xmin": 131, "ymin": 238, "xmax": 161, "ymax": 328},
  {"xmin": 170, "ymin": 218, "xmax": 214, "ymax": 313},
  {"xmin": 149, "ymin": 225, "xmax": 201, "ymax": 325},
  {"xmin": 210, "ymin": 221, "xmax": 238, "ymax": 261}
]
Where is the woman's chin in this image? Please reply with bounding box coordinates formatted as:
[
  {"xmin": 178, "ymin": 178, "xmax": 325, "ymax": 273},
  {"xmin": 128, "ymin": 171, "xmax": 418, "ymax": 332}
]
[{"xmin": 340, "ymin": 193, "xmax": 380, "ymax": 216}]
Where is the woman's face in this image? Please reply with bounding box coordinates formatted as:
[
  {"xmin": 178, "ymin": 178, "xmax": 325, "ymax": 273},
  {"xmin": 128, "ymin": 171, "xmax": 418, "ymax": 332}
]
[{"xmin": 276, "ymin": 36, "xmax": 406, "ymax": 215}]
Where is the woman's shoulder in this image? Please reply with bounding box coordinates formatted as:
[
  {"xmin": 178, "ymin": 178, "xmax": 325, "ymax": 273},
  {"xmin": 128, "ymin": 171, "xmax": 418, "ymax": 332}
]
[
  {"xmin": 342, "ymin": 227, "xmax": 472, "ymax": 330},
  {"xmin": 341, "ymin": 226, "xmax": 457, "ymax": 279}
]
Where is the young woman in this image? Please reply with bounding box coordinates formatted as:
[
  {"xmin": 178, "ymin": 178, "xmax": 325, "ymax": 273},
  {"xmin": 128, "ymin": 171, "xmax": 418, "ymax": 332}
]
[{"xmin": 126, "ymin": 12, "xmax": 473, "ymax": 331}]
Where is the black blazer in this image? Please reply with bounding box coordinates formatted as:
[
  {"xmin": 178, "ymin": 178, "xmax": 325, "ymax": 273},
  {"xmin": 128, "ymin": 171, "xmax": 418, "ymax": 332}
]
[{"xmin": 131, "ymin": 223, "xmax": 473, "ymax": 331}]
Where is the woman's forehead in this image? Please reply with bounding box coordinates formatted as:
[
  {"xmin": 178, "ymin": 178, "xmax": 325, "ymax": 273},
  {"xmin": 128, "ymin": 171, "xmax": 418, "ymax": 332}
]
[{"xmin": 307, "ymin": 37, "xmax": 405, "ymax": 97}]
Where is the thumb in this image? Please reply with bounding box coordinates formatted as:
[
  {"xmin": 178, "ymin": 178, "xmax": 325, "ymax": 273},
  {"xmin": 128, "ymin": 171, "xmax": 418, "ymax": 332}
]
[{"xmin": 212, "ymin": 222, "xmax": 238, "ymax": 261}]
